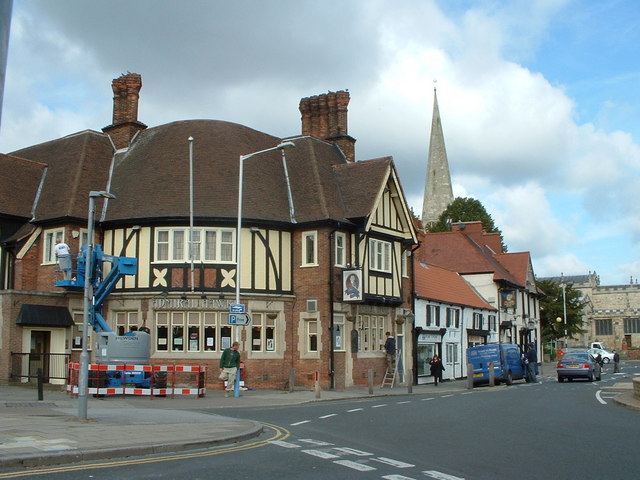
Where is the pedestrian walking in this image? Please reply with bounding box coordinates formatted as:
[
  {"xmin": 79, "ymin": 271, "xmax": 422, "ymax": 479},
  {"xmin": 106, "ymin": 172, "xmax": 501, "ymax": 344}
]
[
  {"xmin": 613, "ymin": 349, "xmax": 620, "ymax": 373},
  {"xmin": 219, "ymin": 341, "xmax": 241, "ymax": 397},
  {"xmin": 429, "ymin": 354, "xmax": 444, "ymax": 386}
]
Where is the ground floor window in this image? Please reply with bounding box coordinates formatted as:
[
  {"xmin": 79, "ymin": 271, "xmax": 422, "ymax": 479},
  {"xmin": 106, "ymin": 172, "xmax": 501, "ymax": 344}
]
[
  {"xmin": 624, "ymin": 317, "xmax": 640, "ymax": 333},
  {"xmin": 71, "ymin": 312, "xmax": 91, "ymax": 350},
  {"xmin": 155, "ymin": 311, "xmax": 239, "ymax": 353},
  {"xmin": 446, "ymin": 342, "xmax": 459, "ymax": 364},
  {"xmin": 358, "ymin": 314, "xmax": 385, "ymax": 352},
  {"xmin": 332, "ymin": 314, "xmax": 345, "ymax": 351},
  {"xmin": 417, "ymin": 343, "xmax": 437, "ymax": 376},
  {"xmin": 115, "ymin": 311, "xmax": 139, "ymax": 335},
  {"xmin": 251, "ymin": 313, "xmax": 277, "ymax": 352},
  {"xmin": 306, "ymin": 319, "xmax": 318, "ymax": 352},
  {"xmin": 595, "ymin": 318, "xmax": 613, "ymax": 336}
]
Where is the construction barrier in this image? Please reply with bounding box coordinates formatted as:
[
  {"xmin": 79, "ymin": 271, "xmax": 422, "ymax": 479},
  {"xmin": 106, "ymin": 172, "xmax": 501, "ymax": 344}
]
[{"xmin": 66, "ymin": 362, "xmax": 207, "ymax": 398}]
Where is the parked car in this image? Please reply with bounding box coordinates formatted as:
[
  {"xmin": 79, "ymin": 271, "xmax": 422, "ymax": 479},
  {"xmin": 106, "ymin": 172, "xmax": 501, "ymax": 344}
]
[
  {"xmin": 587, "ymin": 348, "xmax": 615, "ymax": 363},
  {"xmin": 557, "ymin": 352, "xmax": 601, "ymax": 382}
]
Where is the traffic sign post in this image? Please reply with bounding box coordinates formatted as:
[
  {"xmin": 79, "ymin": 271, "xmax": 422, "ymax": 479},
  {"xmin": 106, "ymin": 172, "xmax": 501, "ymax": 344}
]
[
  {"xmin": 228, "ymin": 313, "xmax": 251, "ymax": 326},
  {"xmin": 230, "ymin": 303, "xmax": 245, "ymax": 314}
]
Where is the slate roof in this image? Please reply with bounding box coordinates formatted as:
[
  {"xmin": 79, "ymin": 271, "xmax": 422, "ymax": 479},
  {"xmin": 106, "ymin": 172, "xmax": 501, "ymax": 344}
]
[
  {"xmin": 0, "ymin": 154, "xmax": 46, "ymax": 219},
  {"xmin": 414, "ymin": 260, "xmax": 496, "ymax": 310},
  {"xmin": 10, "ymin": 130, "xmax": 114, "ymax": 222},
  {"xmin": 4, "ymin": 119, "xmax": 402, "ymax": 231}
]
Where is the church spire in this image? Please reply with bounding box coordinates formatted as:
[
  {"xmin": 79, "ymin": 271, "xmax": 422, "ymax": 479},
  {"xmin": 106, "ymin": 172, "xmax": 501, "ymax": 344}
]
[{"xmin": 421, "ymin": 86, "xmax": 453, "ymax": 228}]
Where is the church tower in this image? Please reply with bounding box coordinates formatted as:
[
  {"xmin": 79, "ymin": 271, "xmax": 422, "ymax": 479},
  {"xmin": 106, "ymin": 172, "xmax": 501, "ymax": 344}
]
[{"xmin": 421, "ymin": 87, "xmax": 453, "ymax": 228}]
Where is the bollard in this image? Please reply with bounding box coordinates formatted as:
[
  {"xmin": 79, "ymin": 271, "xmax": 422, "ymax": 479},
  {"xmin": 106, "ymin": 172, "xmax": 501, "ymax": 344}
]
[
  {"xmin": 289, "ymin": 368, "xmax": 295, "ymax": 393},
  {"xmin": 488, "ymin": 361, "xmax": 495, "ymax": 387},
  {"xmin": 467, "ymin": 363, "xmax": 474, "ymax": 389},
  {"xmin": 37, "ymin": 368, "xmax": 44, "ymax": 401},
  {"xmin": 368, "ymin": 369, "xmax": 374, "ymax": 395},
  {"xmin": 407, "ymin": 368, "xmax": 413, "ymax": 393},
  {"xmin": 315, "ymin": 371, "xmax": 321, "ymax": 399}
]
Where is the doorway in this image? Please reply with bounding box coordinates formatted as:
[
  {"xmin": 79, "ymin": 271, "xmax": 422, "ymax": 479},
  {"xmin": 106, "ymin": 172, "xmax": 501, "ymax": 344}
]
[{"xmin": 29, "ymin": 330, "xmax": 51, "ymax": 381}]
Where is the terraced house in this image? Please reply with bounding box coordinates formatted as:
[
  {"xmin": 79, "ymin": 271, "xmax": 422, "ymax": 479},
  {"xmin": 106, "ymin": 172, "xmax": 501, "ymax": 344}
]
[{"xmin": 0, "ymin": 73, "xmax": 418, "ymax": 390}]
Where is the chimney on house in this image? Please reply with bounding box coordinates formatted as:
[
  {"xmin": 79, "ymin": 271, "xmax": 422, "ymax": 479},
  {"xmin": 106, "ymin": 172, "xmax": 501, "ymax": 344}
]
[
  {"xmin": 102, "ymin": 73, "xmax": 147, "ymax": 150},
  {"xmin": 299, "ymin": 90, "xmax": 356, "ymax": 162}
]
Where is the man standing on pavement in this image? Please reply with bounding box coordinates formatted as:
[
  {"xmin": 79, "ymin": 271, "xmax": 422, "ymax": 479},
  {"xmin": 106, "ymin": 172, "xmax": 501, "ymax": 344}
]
[
  {"xmin": 220, "ymin": 341, "xmax": 241, "ymax": 397},
  {"xmin": 613, "ymin": 349, "xmax": 620, "ymax": 373},
  {"xmin": 525, "ymin": 344, "xmax": 537, "ymax": 383}
]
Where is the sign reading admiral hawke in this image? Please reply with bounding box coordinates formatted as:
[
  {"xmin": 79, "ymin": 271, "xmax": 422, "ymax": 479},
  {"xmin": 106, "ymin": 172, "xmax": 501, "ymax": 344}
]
[{"xmin": 152, "ymin": 298, "xmax": 233, "ymax": 310}]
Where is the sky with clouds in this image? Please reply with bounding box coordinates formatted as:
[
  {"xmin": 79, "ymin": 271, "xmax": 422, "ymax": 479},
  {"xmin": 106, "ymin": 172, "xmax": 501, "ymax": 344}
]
[{"xmin": 1, "ymin": 0, "xmax": 639, "ymax": 286}]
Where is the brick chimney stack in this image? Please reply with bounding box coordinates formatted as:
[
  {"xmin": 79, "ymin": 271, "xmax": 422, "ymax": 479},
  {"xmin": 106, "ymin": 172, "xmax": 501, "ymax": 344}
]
[
  {"xmin": 300, "ymin": 91, "xmax": 356, "ymax": 162},
  {"xmin": 102, "ymin": 73, "xmax": 147, "ymax": 150}
]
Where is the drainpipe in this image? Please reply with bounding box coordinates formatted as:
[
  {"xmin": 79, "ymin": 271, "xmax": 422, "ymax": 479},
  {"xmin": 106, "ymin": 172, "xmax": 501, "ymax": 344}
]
[{"xmin": 328, "ymin": 227, "xmax": 338, "ymax": 390}]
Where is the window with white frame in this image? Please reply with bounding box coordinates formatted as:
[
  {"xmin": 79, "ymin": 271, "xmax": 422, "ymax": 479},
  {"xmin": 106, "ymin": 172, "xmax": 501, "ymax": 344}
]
[
  {"xmin": 358, "ymin": 314, "xmax": 385, "ymax": 352},
  {"xmin": 306, "ymin": 319, "xmax": 318, "ymax": 352},
  {"xmin": 446, "ymin": 307, "xmax": 460, "ymax": 328},
  {"xmin": 71, "ymin": 312, "xmax": 91, "ymax": 350},
  {"xmin": 489, "ymin": 314, "xmax": 497, "ymax": 331},
  {"xmin": 335, "ymin": 232, "xmax": 346, "ymax": 267},
  {"xmin": 115, "ymin": 311, "xmax": 139, "ymax": 335},
  {"xmin": 446, "ymin": 343, "xmax": 458, "ymax": 364},
  {"xmin": 155, "ymin": 311, "xmax": 240, "ymax": 353},
  {"xmin": 250, "ymin": 313, "xmax": 277, "ymax": 352},
  {"xmin": 155, "ymin": 228, "xmax": 235, "ymax": 263},
  {"xmin": 427, "ymin": 305, "xmax": 440, "ymax": 327},
  {"xmin": 302, "ymin": 231, "xmax": 318, "ymax": 266},
  {"xmin": 369, "ymin": 238, "xmax": 391, "ymax": 273},
  {"xmin": 401, "ymin": 250, "xmax": 409, "ymax": 278},
  {"xmin": 473, "ymin": 312, "xmax": 484, "ymax": 329},
  {"xmin": 43, "ymin": 228, "xmax": 65, "ymax": 264}
]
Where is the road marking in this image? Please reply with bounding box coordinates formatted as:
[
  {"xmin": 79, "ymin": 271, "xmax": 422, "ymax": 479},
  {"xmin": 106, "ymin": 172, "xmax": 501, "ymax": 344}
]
[
  {"xmin": 299, "ymin": 439, "xmax": 333, "ymax": 446},
  {"xmin": 461, "ymin": 392, "xmax": 473, "ymax": 395},
  {"xmin": 372, "ymin": 403, "xmax": 387, "ymax": 408},
  {"xmin": 302, "ymin": 449, "xmax": 340, "ymax": 459},
  {"xmin": 382, "ymin": 475, "xmax": 417, "ymax": 480},
  {"xmin": 442, "ymin": 394, "xmax": 453, "ymax": 398},
  {"xmin": 319, "ymin": 413, "xmax": 338, "ymax": 419},
  {"xmin": 421, "ymin": 397, "xmax": 435, "ymax": 401},
  {"xmin": 269, "ymin": 440, "xmax": 300, "ymax": 448},
  {"xmin": 423, "ymin": 470, "xmax": 466, "ymax": 479},
  {"xmin": 290, "ymin": 420, "xmax": 310, "ymax": 425},
  {"xmin": 373, "ymin": 456, "xmax": 415, "ymax": 468},
  {"xmin": 334, "ymin": 459, "xmax": 376, "ymax": 471},
  {"xmin": 333, "ymin": 447, "xmax": 373, "ymax": 456},
  {"xmin": 347, "ymin": 408, "xmax": 363, "ymax": 412},
  {"xmin": 595, "ymin": 390, "xmax": 607, "ymax": 405},
  {"xmin": 397, "ymin": 400, "xmax": 412, "ymax": 404}
]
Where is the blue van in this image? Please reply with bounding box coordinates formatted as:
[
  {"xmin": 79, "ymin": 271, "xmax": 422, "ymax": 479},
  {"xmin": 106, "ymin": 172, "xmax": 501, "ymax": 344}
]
[{"xmin": 467, "ymin": 343, "xmax": 526, "ymax": 385}]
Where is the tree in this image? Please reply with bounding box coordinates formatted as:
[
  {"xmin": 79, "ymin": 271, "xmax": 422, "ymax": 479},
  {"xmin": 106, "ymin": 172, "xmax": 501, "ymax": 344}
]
[
  {"xmin": 537, "ymin": 279, "xmax": 587, "ymax": 344},
  {"xmin": 428, "ymin": 197, "xmax": 507, "ymax": 251}
]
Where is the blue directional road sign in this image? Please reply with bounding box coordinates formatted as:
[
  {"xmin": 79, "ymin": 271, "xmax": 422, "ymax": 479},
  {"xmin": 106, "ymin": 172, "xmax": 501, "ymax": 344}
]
[
  {"xmin": 228, "ymin": 313, "xmax": 251, "ymax": 325},
  {"xmin": 229, "ymin": 303, "xmax": 245, "ymax": 313}
]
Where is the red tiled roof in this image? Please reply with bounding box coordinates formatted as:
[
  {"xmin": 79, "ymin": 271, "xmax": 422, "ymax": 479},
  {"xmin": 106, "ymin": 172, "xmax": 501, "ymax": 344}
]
[{"xmin": 414, "ymin": 260, "xmax": 495, "ymax": 310}]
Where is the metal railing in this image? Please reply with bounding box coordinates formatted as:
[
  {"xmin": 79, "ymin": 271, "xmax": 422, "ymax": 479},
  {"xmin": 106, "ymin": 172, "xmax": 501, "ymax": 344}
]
[{"xmin": 10, "ymin": 352, "xmax": 70, "ymax": 382}]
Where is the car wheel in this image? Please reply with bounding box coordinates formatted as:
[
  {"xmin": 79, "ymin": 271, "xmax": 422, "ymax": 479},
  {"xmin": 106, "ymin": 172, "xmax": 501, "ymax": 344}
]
[
  {"xmin": 505, "ymin": 371, "xmax": 513, "ymax": 386},
  {"xmin": 603, "ymin": 358, "xmax": 610, "ymax": 364},
  {"xmin": 557, "ymin": 376, "xmax": 563, "ymax": 383},
  {"xmin": 588, "ymin": 372, "xmax": 594, "ymax": 382},
  {"xmin": 568, "ymin": 377, "xmax": 573, "ymax": 382}
]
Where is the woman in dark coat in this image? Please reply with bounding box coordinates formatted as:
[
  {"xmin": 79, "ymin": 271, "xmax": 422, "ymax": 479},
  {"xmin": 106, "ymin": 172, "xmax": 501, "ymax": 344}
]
[{"xmin": 429, "ymin": 354, "xmax": 444, "ymax": 386}]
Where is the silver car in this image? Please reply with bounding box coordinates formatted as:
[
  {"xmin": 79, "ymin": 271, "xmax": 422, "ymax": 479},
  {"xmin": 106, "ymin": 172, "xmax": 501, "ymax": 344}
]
[{"xmin": 557, "ymin": 352, "xmax": 601, "ymax": 382}]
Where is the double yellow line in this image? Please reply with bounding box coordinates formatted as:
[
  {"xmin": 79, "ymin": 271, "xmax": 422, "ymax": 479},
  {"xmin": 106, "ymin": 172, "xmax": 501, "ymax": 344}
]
[{"xmin": 0, "ymin": 423, "xmax": 290, "ymax": 478}]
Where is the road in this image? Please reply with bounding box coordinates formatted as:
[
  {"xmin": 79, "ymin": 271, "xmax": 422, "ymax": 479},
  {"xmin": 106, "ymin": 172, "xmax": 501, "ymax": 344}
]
[{"xmin": 4, "ymin": 365, "xmax": 639, "ymax": 480}]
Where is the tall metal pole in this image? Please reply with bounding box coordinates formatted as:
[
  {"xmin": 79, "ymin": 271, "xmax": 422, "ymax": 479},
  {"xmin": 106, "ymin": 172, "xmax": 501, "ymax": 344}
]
[
  {"xmin": 78, "ymin": 191, "xmax": 115, "ymax": 420},
  {"xmin": 189, "ymin": 137, "xmax": 195, "ymax": 293},
  {"xmin": 78, "ymin": 195, "xmax": 95, "ymax": 420}
]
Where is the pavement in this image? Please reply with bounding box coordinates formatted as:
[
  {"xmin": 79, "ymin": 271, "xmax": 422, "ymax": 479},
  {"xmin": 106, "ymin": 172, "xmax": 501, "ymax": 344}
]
[{"xmin": 1, "ymin": 363, "xmax": 639, "ymax": 471}]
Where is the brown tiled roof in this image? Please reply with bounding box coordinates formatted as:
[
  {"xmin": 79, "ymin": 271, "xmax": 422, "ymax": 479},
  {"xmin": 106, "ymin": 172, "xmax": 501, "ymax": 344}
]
[
  {"xmin": 0, "ymin": 154, "xmax": 46, "ymax": 219},
  {"xmin": 10, "ymin": 130, "xmax": 114, "ymax": 222},
  {"xmin": 414, "ymin": 260, "xmax": 496, "ymax": 310},
  {"xmin": 334, "ymin": 157, "xmax": 392, "ymax": 220}
]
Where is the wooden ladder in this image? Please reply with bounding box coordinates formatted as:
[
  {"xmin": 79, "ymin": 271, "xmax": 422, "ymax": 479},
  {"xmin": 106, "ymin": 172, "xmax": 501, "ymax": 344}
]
[{"xmin": 380, "ymin": 362, "xmax": 398, "ymax": 388}]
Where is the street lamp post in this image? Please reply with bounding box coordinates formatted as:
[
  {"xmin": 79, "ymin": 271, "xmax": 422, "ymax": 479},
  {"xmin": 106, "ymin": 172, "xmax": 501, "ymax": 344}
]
[
  {"xmin": 78, "ymin": 190, "xmax": 116, "ymax": 420},
  {"xmin": 234, "ymin": 141, "xmax": 294, "ymax": 397}
]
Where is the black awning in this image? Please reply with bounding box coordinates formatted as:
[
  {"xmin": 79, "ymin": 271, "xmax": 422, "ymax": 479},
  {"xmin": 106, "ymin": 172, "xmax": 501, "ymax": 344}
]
[{"xmin": 16, "ymin": 304, "xmax": 74, "ymax": 327}]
